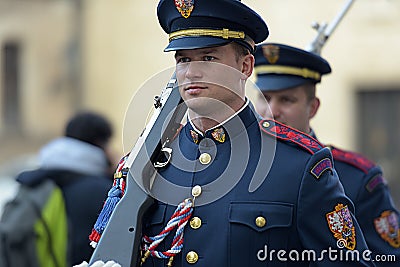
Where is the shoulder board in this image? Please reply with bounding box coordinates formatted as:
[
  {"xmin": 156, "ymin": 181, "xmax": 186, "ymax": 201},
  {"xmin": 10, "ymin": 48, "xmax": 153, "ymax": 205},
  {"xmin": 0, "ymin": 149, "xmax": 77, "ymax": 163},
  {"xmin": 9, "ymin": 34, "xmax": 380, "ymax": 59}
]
[
  {"xmin": 329, "ymin": 146, "xmax": 375, "ymax": 174},
  {"xmin": 260, "ymin": 119, "xmax": 324, "ymax": 154}
]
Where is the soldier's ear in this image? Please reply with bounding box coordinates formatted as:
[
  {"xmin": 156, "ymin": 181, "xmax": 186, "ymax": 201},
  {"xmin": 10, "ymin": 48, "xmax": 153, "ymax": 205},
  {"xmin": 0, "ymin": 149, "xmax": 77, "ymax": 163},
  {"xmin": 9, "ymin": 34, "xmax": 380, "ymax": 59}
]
[
  {"xmin": 309, "ymin": 97, "xmax": 320, "ymax": 119},
  {"xmin": 241, "ymin": 53, "xmax": 254, "ymax": 79}
]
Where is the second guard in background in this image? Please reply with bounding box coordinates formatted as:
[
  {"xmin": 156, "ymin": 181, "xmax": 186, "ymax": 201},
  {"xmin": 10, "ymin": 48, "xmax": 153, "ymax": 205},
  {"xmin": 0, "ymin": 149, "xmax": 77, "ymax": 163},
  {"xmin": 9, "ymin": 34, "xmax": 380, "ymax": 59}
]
[{"xmin": 254, "ymin": 42, "xmax": 400, "ymax": 265}]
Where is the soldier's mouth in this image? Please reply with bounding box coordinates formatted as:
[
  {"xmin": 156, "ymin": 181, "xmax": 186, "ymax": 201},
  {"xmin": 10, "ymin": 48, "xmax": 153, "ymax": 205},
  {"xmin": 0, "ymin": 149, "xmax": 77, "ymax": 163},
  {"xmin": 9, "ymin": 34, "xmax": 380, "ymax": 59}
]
[{"xmin": 184, "ymin": 84, "xmax": 207, "ymax": 95}]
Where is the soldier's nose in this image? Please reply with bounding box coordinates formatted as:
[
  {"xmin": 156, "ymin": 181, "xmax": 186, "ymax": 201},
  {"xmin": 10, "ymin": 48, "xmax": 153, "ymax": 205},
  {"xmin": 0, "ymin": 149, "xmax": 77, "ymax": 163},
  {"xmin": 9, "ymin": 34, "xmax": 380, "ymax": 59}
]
[
  {"xmin": 185, "ymin": 62, "xmax": 204, "ymax": 79},
  {"xmin": 268, "ymin": 103, "xmax": 280, "ymax": 119}
]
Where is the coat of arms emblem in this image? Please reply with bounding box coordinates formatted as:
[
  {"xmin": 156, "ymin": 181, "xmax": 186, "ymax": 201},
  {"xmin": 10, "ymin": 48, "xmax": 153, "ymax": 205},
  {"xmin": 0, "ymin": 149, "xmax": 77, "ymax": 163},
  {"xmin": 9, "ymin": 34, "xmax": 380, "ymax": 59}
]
[{"xmin": 175, "ymin": 0, "xmax": 194, "ymax": 18}]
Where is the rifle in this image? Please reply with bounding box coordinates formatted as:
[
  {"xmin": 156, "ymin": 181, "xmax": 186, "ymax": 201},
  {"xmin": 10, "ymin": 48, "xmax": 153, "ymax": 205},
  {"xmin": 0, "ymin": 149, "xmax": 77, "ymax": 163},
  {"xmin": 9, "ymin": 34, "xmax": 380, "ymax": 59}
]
[
  {"xmin": 306, "ymin": 0, "xmax": 355, "ymax": 55},
  {"xmin": 89, "ymin": 73, "xmax": 186, "ymax": 267}
]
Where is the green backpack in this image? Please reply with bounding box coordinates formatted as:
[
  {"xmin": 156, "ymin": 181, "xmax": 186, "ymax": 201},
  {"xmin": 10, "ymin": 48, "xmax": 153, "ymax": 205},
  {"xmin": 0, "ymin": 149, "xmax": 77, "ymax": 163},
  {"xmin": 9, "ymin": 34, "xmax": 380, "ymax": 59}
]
[{"xmin": 0, "ymin": 179, "xmax": 68, "ymax": 267}]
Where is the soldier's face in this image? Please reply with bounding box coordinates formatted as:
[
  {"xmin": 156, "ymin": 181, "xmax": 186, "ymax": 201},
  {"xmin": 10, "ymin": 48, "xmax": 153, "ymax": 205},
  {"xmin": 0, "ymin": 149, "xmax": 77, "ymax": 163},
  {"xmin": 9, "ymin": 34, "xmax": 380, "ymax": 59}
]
[
  {"xmin": 174, "ymin": 43, "xmax": 253, "ymax": 118},
  {"xmin": 255, "ymin": 85, "xmax": 320, "ymax": 134}
]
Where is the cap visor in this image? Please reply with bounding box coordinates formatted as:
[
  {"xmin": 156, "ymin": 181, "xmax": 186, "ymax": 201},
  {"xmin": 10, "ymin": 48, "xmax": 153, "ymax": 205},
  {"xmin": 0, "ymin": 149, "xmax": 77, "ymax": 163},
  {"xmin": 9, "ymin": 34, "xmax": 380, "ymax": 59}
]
[
  {"xmin": 256, "ymin": 75, "xmax": 312, "ymax": 92},
  {"xmin": 164, "ymin": 36, "xmax": 231, "ymax": 52}
]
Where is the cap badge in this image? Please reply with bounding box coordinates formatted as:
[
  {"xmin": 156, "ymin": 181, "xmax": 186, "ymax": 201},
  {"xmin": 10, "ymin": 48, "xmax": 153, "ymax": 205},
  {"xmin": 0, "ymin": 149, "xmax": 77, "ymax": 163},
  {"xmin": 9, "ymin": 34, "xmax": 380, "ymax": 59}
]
[
  {"xmin": 175, "ymin": 0, "xmax": 194, "ymax": 18},
  {"xmin": 326, "ymin": 204, "xmax": 356, "ymax": 250},
  {"xmin": 262, "ymin": 44, "xmax": 279, "ymax": 64}
]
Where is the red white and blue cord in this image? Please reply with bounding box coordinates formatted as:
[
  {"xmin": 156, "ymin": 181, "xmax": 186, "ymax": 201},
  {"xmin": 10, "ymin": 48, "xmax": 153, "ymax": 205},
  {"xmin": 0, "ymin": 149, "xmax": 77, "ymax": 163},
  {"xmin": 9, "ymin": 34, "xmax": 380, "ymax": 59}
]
[{"xmin": 141, "ymin": 198, "xmax": 194, "ymax": 264}]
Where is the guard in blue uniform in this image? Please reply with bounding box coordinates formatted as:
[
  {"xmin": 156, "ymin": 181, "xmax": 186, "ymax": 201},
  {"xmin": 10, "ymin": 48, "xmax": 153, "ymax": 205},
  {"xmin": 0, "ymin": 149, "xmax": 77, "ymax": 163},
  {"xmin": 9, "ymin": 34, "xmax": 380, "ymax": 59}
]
[
  {"xmin": 133, "ymin": 1, "xmax": 375, "ymax": 266},
  {"xmin": 254, "ymin": 42, "xmax": 400, "ymax": 265}
]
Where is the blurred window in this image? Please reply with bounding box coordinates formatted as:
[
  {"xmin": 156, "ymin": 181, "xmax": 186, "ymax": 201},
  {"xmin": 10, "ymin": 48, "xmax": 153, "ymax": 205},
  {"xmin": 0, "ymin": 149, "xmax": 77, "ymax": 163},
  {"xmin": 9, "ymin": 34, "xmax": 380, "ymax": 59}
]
[
  {"xmin": 357, "ymin": 88, "xmax": 400, "ymax": 208},
  {"xmin": 2, "ymin": 42, "xmax": 21, "ymax": 133}
]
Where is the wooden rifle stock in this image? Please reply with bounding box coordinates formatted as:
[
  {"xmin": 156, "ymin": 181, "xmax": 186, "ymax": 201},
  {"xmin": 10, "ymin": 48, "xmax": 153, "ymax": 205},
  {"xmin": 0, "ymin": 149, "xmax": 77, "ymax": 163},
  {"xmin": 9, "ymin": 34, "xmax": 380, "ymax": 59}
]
[{"xmin": 89, "ymin": 74, "xmax": 185, "ymax": 267}]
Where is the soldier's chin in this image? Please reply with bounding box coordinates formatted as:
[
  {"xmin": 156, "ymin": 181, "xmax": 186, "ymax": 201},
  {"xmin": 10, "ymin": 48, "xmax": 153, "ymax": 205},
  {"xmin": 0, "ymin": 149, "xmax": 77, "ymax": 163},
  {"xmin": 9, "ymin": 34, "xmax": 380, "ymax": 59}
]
[
  {"xmin": 187, "ymin": 104, "xmax": 213, "ymax": 117},
  {"xmin": 187, "ymin": 103, "xmax": 221, "ymax": 118}
]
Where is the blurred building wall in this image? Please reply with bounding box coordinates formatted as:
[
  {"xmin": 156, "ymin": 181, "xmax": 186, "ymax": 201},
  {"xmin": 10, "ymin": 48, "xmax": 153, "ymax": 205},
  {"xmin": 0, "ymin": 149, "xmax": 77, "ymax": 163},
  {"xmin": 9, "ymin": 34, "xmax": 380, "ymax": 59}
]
[{"xmin": 0, "ymin": 1, "xmax": 76, "ymax": 138}]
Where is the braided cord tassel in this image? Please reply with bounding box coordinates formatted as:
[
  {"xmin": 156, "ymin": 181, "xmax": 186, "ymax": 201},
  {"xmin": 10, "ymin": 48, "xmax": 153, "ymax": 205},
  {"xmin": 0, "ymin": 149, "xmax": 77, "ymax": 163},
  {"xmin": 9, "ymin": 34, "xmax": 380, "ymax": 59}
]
[
  {"xmin": 89, "ymin": 155, "xmax": 129, "ymax": 247},
  {"xmin": 141, "ymin": 198, "xmax": 194, "ymax": 265}
]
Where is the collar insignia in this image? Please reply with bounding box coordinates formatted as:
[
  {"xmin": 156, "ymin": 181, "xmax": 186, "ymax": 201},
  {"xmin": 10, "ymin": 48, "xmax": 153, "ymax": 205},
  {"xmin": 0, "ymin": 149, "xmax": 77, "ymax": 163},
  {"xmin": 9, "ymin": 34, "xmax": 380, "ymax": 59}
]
[
  {"xmin": 211, "ymin": 128, "xmax": 226, "ymax": 143},
  {"xmin": 190, "ymin": 130, "xmax": 199, "ymax": 144},
  {"xmin": 175, "ymin": 0, "xmax": 194, "ymax": 18}
]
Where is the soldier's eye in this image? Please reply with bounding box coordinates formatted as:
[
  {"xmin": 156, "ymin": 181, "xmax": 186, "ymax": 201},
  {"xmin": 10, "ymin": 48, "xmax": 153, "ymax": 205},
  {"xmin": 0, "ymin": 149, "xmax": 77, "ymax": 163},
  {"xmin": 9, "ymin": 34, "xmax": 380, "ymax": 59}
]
[
  {"xmin": 203, "ymin": 56, "xmax": 215, "ymax": 61},
  {"xmin": 281, "ymin": 97, "xmax": 296, "ymax": 103},
  {"xmin": 177, "ymin": 57, "xmax": 191, "ymax": 63}
]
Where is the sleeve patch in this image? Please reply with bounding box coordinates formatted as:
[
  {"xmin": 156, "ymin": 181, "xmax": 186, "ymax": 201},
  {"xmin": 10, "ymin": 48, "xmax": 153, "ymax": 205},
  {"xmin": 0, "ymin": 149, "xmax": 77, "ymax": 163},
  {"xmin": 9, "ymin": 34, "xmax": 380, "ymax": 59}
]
[
  {"xmin": 374, "ymin": 211, "xmax": 400, "ymax": 248},
  {"xmin": 260, "ymin": 119, "xmax": 324, "ymax": 154},
  {"xmin": 326, "ymin": 204, "xmax": 356, "ymax": 250},
  {"xmin": 311, "ymin": 158, "xmax": 333, "ymax": 179},
  {"xmin": 330, "ymin": 146, "xmax": 375, "ymax": 174},
  {"xmin": 365, "ymin": 175, "xmax": 387, "ymax": 192}
]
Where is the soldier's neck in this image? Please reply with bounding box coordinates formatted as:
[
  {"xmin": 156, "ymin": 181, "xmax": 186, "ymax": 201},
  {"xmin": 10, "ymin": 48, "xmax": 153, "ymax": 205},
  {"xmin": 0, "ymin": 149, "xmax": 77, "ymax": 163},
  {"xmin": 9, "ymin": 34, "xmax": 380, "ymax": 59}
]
[
  {"xmin": 190, "ymin": 117, "xmax": 220, "ymax": 133},
  {"xmin": 188, "ymin": 100, "xmax": 247, "ymax": 133}
]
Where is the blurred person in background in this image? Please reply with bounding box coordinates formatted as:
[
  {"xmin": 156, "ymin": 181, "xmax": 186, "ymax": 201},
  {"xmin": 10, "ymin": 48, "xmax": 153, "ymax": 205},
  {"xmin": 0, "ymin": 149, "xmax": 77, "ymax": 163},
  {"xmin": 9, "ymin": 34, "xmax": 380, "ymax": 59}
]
[
  {"xmin": 11, "ymin": 111, "xmax": 115, "ymax": 266},
  {"xmin": 254, "ymin": 43, "xmax": 400, "ymax": 265}
]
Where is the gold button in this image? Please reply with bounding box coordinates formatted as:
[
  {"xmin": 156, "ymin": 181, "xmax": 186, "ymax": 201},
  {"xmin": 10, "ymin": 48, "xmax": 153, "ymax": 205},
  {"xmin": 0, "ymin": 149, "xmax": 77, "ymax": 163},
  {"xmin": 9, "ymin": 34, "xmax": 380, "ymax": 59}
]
[
  {"xmin": 186, "ymin": 251, "xmax": 199, "ymax": 264},
  {"xmin": 255, "ymin": 216, "xmax": 266, "ymax": 228},
  {"xmin": 199, "ymin": 153, "xmax": 212, "ymax": 165},
  {"xmin": 190, "ymin": 217, "xmax": 202, "ymax": 229},
  {"xmin": 262, "ymin": 121, "xmax": 270, "ymax": 128},
  {"xmin": 191, "ymin": 185, "xmax": 202, "ymax": 197}
]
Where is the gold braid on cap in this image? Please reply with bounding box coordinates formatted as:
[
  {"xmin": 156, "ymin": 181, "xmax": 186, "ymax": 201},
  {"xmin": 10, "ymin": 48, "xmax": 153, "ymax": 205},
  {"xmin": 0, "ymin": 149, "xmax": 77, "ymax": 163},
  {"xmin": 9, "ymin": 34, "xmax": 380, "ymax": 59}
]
[
  {"xmin": 254, "ymin": 65, "xmax": 321, "ymax": 81},
  {"xmin": 169, "ymin": 28, "xmax": 255, "ymax": 50}
]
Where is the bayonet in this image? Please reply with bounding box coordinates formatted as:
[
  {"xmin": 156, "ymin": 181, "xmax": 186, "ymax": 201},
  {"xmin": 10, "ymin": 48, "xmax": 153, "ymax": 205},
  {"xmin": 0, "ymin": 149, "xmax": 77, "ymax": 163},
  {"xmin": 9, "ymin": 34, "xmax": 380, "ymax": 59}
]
[{"xmin": 306, "ymin": 0, "xmax": 355, "ymax": 55}]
